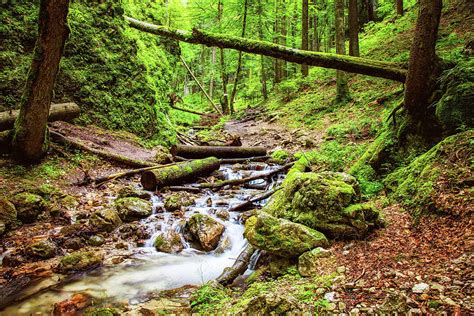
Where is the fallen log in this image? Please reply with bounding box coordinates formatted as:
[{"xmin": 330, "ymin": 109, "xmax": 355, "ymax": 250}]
[
  {"xmin": 50, "ymin": 130, "xmax": 156, "ymax": 168},
  {"xmin": 0, "ymin": 103, "xmax": 80, "ymax": 131},
  {"xmin": 141, "ymin": 157, "xmax": 220, "ymax": 190},
  {"xmin": 216, "ymin": 244, "xmax": 254, "ymax": 285},
  {"xmin": 220, "ymin": 156, "xmax": 270, "ymax": 164},
  {"xmin": 228, "ymin": 188, "xmax": 281, "ymax": 212},
  {"xmin": 171, "ymin": 145, "xmax": 267, "ymax": 159},
  {"xmin": 198, "ymin": 162, "xmax": 293, "ymax": 189},
  {"xmin": 170, "ymin": 103, "xmax": 206, "ymax": 116}
]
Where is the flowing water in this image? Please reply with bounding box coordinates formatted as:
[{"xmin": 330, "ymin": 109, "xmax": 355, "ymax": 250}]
[{"xmin": 4, "ymin": 163, "xmax": 284, "ymax": 314}]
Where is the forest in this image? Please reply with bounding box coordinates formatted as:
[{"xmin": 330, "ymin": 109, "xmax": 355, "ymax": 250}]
[{"xmin": 0, "ymin": 0, "xmax": 472, "ymax": 314}]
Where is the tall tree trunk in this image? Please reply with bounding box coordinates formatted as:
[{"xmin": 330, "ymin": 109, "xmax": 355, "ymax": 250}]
[
  {"xmin": 280, "ymin": 0, "xmax": 288, "ymax": 79},
  {"xmin": 396, "ymin": 0, "xmax": 404, "ymax": 16},
  {"xmin": 348, "ymin": 0, "xmax": 360, "ymax": 57},
  {"xmin": 274, "ymin": 0, "xmax": 283, "ymax": 83},
  {"xmin": 365, "ymin": 0, "xmax": 376, "ymax": 21},
  {"xmin": 404, "ymin": 0, "xmax": 442, "ymax": 119},
  {"xmin": 209, "ymin": 47, "xmax": 216, "ymax": 99},
  {"xmin": 12, "ymin": 0, "xmax": 70, "ymax": 163},
  {"xmin": 312, "ymin": 1, "xmax": 320, "ymax": 52},
  {"xmin": 335, "ymin": 0, "xmax": 349, "ymax": 102},
  {"xmin": 302, "ymin": 0, "xmax": 309, "ymax": 76},
  {"xmin": 229, "ymin": 0, "xmax": 249, "ymax": 114},
  {"xmin": 257, "ymin": 0, "xmax": 268, "ymax": 99},
  {"xmin": 218, "ymin": 0, "xmax": 229, "ymax": 114}
]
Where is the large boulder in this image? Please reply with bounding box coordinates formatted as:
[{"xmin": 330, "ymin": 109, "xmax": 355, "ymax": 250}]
[
  {"xmin": 56, "ymin": 251, "xmax": 103, "ymax": 274},
  {"xmin": 154, "ymin": 231, "xmax": 184, "ymax": 253},
  {"xmin": 89, "ymin": 208, "xmax": 122, "ymax": 232},
  {"xmin": 264, "ymin": 171, "xmax": 381, "ymax": 238},
  {"xmin": 114, "ymin": 197, "xmax": 152, "ymax": 221},
  {"xmin": 0, "ymin": 198, "xmax": 17, "ymax": 234},
  {"xmin": 11, "ymin": 192, "xmax": 47, "ymax": 223},
  {"xmin": 186, "ymin": 214, "xmax": 225, "ymax": 251},
  {"xmin": 244, "ymin": 212, "xmax": 328, "ymax": 257}
]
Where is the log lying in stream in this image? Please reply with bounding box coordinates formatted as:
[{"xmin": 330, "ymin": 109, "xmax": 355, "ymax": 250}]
[
  {"xmin": 0, "ymin": 103, "xmax": 80, "ymax": 131},
  {"xmin": 141, "ymin": 157, "xmax": 220, "ymax": 190},
  {"xmin": 216, "ymin": 244, "xmax": 255, "ymax": 285},
  {"xmin": 171, "ymin": 145, "xmax": 267, "ymax": 159}
]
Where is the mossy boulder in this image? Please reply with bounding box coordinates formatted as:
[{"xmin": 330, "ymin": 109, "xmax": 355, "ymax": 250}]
[
  {"xmin": 244, "ymin": 212, "xmax": 328, "ymax": 257},
  {"xmin": 11, "ymin": 192, "xmax": 47, "ymax": 223},
  {"xmin": 57, "ymin": 251, "xmax": 103, "ymax": 274},
  {"xmin": 117, "ymin": 186, "xmax": 151, "ymax": 200},
  {"xmin": 89, "ymin": 208, "xmax": 122, "ymax": 232},
  {"xmin": 0, "ymin": 198, "xmax": 17, "ymax": 234},
  {"xmin": 263, "ymin": 171, "xmax": 380, "ymax": 238},
  {"xmin": 26, "ymin": 239, "xmax": 57, "ymax": 259},
  {"xmin": 186, "ymin": 214, "xmax": 225, "ymax": 251},
  {"xmin": 154, "ymin": 230, "xmax": 184, "ymax": 253},
  {"xmin": 164, "ymin": 192, "xmax": 194, "ymax": 211},
  {"xmin": 114, "ymin": 197, "xmax": 152, "ymax": 221},
  {"xmin": 88, "ymin": 235, "xmax": 105, "ymax": 247},
  {"xmin": 298, "ymin": 247, "xmax": 332, "ymax": 277}
]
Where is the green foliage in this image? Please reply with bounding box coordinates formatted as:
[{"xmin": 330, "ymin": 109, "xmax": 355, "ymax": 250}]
[{"xmin": 190, "ymin": 283, "xmax": 231, "ymax": 313}]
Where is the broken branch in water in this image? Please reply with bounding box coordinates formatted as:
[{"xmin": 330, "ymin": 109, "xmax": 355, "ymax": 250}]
[
  {"xmin": 216, "ymin": 244, "xmax": 255, "ymax": 285},
  {"xmin": 228, "ymin": 188, "xmax": 281, "ymax": 212}
]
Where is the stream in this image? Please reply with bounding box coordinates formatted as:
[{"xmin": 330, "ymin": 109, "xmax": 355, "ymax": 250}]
[{"xmin": 4, "ymin": 163, "xmax": 285, "ymax": 314}]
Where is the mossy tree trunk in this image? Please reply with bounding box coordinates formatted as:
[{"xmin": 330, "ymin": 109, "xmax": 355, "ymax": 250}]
[
  {"xmin": 349, "ymin": 0, "xmax": 360, "ymax": 57},
  {"xmin": 12, "ymin": 0, "xmax": 70, "ymax": 163},
  {"xmin": 335, "ymin": 0, "xmax": 349, "ymax": 102},
  {"xmin": 301, "ymin": 0, "xmax": 309, "ymax": 77},
  {"xmin": 404, "ymin": 0, "xmax": 442, "ymax": 121}
]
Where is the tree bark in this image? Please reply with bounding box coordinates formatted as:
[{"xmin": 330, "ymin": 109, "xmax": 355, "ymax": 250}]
[
  {"xmin": 396, "ymin": 0, "xmax": 404, "ymax": 16},
  {"xmin": 140, "ymin": 157, "xmax": 220, "ymax": 190},
  {"xmin": 216, "ymin": 245, "xmax": 254, "ymax": 285},
  {"xmin": 0, "ymin": 131, "xmax": 13, "ymax": 154},
  {"xmin": 257, "ymin": 0, "xmax": 268, "ymax": 99},
  {"xmin": 302, "ymin": 0, "xmax": 310, "ymax": 76},
  {"xmin": 335, "ymin": 0, "xmax": 349, "ymax": 102},
  {"xmin": 0, "ymin": 103, "xmax": 80, "ymax": 132},
  {"xmin": 125, "ymin": 17, "xmax": 408, "ymax": 82},
  {"xmin": 404, "ymin": 0, "xmax": 442, "ymax": 118},
  {"xmin": 366, "ymin": 0, "xmax": 376, "ymax": 21},
  {"xmin": 217, "ymin": 0, "xmax": 230, "ymax": 114},
  {"xmin": 12, "ymin": 0, "xmax": 70, "ymax": 163},
  {"xmin": 170, "ymin": 145, "xmax": 267, "ymax": 159},
  {"xmin": 348, "ymin": 0, "xmax": 360, "ymax": 57},
  {"xmin": 274, "ymin": 0, "xmax": 283, "ymax": 84},
  {"xmin": 229, "ymin": 0, "xmax": 249, "ymax": 113}
]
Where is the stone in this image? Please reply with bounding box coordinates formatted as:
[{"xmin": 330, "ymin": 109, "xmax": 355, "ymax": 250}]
[
  {"xmin": 337, "ymin": 266, "xmax": 346, "ymax": 274},
  {"xmin": 298, "ymin": 247, "xmax": 332, "ymax": 276},
  {"xmin": 88, "ymin": 235, "xmax": 105, "ymax": 246},
  {"xmin": 215, "ymin": 210, "xmax": 230, "ymax": 221},
  {"xmin": 56, "ymin": 251, "xmax": 103, "ymax": 274},
  {"xmin": 114, "ymin": 197, "xmax": 152, "ymax": 221},
  {"xmin": 338, "ymin": 302, "xmax": 346, "ymax": 311},
  {"xmin": 0, "ymin": 198, "xmax": 17, "ymax": 234},
  {"xmin": 63, "ymin": 237, "xmax": 84, "ymax": 250},
  {"xmin": 324, "ymin": 292, "xmax": 336, "ymax": 302},
  {"xmin": 164, "ymin": 192, "xmax": 194, "ymax": 211},
  {"xmin": 214, "ymin": 236, "xmax": 232, "ymax": 254},
  {"xmin": 26, "ymin": 239, "xmax": 57, "ymax": 258},
  {"xmin": 412, "ymin": 283, "xmax": 430, "ymax": 294},
  {"xmin": 11, "ymin": 192, "xmax": 46, "ymax": 223},
  {"xmin": 89, "ymin": 208, "xmax": 122, "ymax": 232},
  {"xmin": 263, "ymin": 171, "xmax": 382, "ymax": 238},
  {"xmin": 186, "ymin": 214, "xmax": 225, "ymax": 251},
  {"xmin": 431, "ymin": 283, "xmax": 445, "ymax": 292},
  {"xmin": 117, "ymin": 186, "xmax": 152, "ymax": 200},
  {"xmin": 269, "ymin": 257, "xmax": 294, "ymax": 277},
  {"xmin": 244, "ymin": 212, "xmax": 328, "ymax": 257},
  {"xmin": 154, "ymin": 231, "xmax": 184, "ymax": 253}
]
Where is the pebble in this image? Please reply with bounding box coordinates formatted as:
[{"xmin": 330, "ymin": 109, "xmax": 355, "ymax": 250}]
[
  {"xmin": 431, "ymin": 283, "xmax": 445, "ymax": 292},
  {"xmin": 443, "ymin": 297, "xmax": 457, "ymax": 306},
  {"xmin": 412, "ymin": 283, "xmax": 430, "ymax": 294},
  {"xmin": 350, "ymin": 308, "xmax": 360, "ymax": 315},
  {"xmin": 336, "ymin": 266, "xmax": 346, "ymax": 274},
  {"xmin": 338, "ymin": 302, "xmax": 346, "ymax": 311},
  {"xmin": 324, "ymin": 292, "xmax": 336, "ymax": 302},
  {"xmin": 408, "ymin": 308, "xmax": 422, "ymax": 315}
]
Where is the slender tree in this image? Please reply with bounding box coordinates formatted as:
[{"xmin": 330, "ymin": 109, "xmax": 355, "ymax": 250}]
[
  {"xmin": 335, "ymin": 0, "xmax": 349, "ymax": 102},
  {"xmin": 365, "ymin": 0, "xmax": 376, "ymax": 21},
  {"xmin": 257, "ymin": 0, "xmax": 268, "ymax": 99},
  {"xmin": 348, "ymin": 0, "xmax": 360, "ymax": 57},
  {"xmin": 312, "ymin": 1, "xmax": 320, "ymax": 52},
  {"xmin": 302, "ymin": 0, "xmax": 309, "ymax": 76},
  {"xmin": 396, "ymin": 0, "xmax": 404, "ymax": 16},
  {"xmin": 217, "ymin": 0, "xmax": 229, "ymax": 114},
  {"xmin": 12, "ymin": 0, "xmax": 70, "ymax": 163}
]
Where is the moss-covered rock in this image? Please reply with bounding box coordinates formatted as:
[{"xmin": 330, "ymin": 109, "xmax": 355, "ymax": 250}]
[
  {"xmin": 263, "ymin": 171, "xmax": 381, "ymax": 238},
  {"xmin": 385, "ymin": 130, "xmax": 473, "ymax": 216},
  {"xmin": 244, "ymin": 212, "xmax": 328, "ymax": 257},
  {"xmin": 89, "ymin": 208, "xmax": 122, "ymax": 232},
  {"xmin": 57, "ymin": 251, "xmax": 103, "ymax": 274},
  {"xmin": 298, "ymin": 247, "xmax": 332, "ymax": 277},
  {"xmin": 11, "ymin": 192, "xmax": 47, "ymax": 223},
  {"xmin": 26, "ymin": 239, "xmax": 57, "ymax": 259},
  {"xmin": 154, "ymin": 230, "xmax": 184, "ymax": 253},
  {"xmin": 114, "ymin": 197, "xmax": 152, "ymax": 221},
  {"xmin": 270, "ymin": 149, "xmax": 290, "ymax": 164},
  {"xmin": 0, "ymin": 198, "xmax": 17, "ymax": 234},
  {"xmin": 164, "ymin": 192, "xmax": 194, "ymax": 211},
  {"xmin": 190, "ymin": 281, "xmax": 231, "ymax": 314},
  {"xmin": 117, "ymin": 186, "xmax": 151, "ymax": 200},
  {"xmin": 88, "ymin": 235, "xmax": 105, "ymax": 247},
  {"xmin": 186, "ymin": 214, "xmax": 225, "ymax": 251}
]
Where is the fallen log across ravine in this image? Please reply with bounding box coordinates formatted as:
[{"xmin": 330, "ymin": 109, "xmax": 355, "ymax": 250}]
[
  {"xmin": 0, "ymin": 103, "xmax": 80, "ymax": 131},
  {"xmin": 140, "ymin": 156, "xmax": 221, "ymax": 190},
  {"xmin": 216, "ymin": 244, "xmax": 255, "ymax": 285},
  {"xmin": 171, "ymin": 144, "xmax": 267, "ymax": 159}
]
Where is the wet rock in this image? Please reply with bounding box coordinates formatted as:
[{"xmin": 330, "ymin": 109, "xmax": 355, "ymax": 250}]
[
  {"xmin": 117, "ymin": 186, "xmax": 152, "ymax": 200},
  {"xmin": 26, "ymin": 238, "xmax": 57, "ymax": 258},
  {"xmin": 298, "ymin": 247, "xmax": 332, "ymax": 276},
  {"xmin": 412, "ymin": 283, "xmax": 430, "ymax": 294},
  {"xmin": 154, "ymin": 231, "xmax": 184, "ymax": 253},
  {"xmin": 88, "ymin": 235, "xmax": 105, "ymax": 247},
  {"xmin": 244, "ymin": 212, "xmax": 328, "ymax": 257},
  {"xmin": 186, "ymin": 214, "xmax": 225, "ymax": 251},
  {"xmin": 216, "ymin": 210, "xmax": 230, "ymax": 221},
  {"xmin": 63, "ymin": 237, "xmax": 84, "ymax": 250},
  {"xmin": 114, "ymin": 197, "xmax": 152, "ymax": 221},
  {"xmin": 56, "ymin": 251, "xmax": 103, "ymax": 274},
  {"xmin": 60, "ymin": 223, "xmax": 87, "ymax": 237},
  {"xmin": 118, "ymin": 222, "xmax": 149, "ymax": 240},
  {"xmin": 263, "ymin": 171, "xmax": 382, "ymax": 238},
  {"xmin": 239, "ymin": 209, "xmax": 256, "ymax": 223},
  {"xmin": 164, "ymin": 192, "xmax": 194, "ymax": 211},
  {"xmin": 214, "ymin": 236, "xmax": 232, "ymax": 254},
  {"xmin": 89, "ymin": 208, "xmax": 122, "ymax": 232},
  {"xmin": 11, "ymin": 192, "xmax": 47, "ymax": 223},
  {"xmin": 53, "ymin": 292, "xmax": 93, "ymax": 316},
  {"xmin": 0, "ymin": 198, "xmax": 17, "ymax": 234}
]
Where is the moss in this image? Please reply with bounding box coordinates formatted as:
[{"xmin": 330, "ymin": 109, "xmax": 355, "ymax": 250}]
[
  {"xmin": 57, "ymin": 251, "xmax": 103, "ymax": 274},
  {"xmin": 0, "ymin": 199, "xmax": 17, "ymax": 231},
  {"xmin": 11, "ymin": 192, "xmax": 47, "ymax": 223},
  {"xmin": 163, "ymin": 192, "xmax": 194, "ymax": 211},
  {"xmin": 84, "ymin": 308, "xmax": 120, "ymax": 316},
  {"xmin": 114, "ymin": 197, "xmax": 152, "ymax": 221},
  {"xmin": 271, "ymin": 149, "xmax": 290, "ymax": 164},
  {"xmin": 190, "ymin": 282, "xmax": 231, "ymax": 314},
  {"xmin": 89, "ymin": 208, "xmax": 122, "ymax": 232}
]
